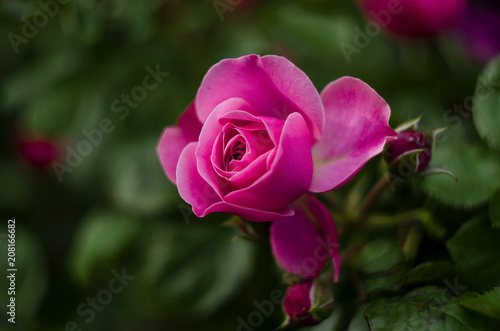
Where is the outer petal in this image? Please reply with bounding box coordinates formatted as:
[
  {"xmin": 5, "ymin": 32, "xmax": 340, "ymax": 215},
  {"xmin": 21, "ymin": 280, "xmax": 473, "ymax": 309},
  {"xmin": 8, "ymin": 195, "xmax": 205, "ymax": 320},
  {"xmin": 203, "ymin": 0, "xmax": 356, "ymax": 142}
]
[
  {"xmin": 177, "ymin": 142, "xmax": 294, "ymax": 221},
  {"xmin": 310, "ymin": 77, "xmax": 397, "ymax": 193},
  {"xmin": 196, "ymin": 54, "xmax": 324, "ymax": 142},
  {"xmin": 177, "ymin": 142, "xmax": 222, "ymax": 215},
  {"xmin": 270, "ymin": 194, "xmax": 340, "ymax": 281},
  {"xmin": 224, "ymin": 112, "xmax": 313, "ymax": 211},
  {"xmin": 157, "ymin": 103, "xmax": 202, "ymax": 184}
]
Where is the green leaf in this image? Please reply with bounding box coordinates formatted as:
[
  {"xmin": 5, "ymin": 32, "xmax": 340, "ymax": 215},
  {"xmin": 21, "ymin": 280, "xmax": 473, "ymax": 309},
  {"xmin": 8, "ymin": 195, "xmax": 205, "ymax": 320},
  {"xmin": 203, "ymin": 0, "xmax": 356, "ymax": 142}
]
[
  {"xmin": 137, "ymin": 222, "xmax": 255, "ymax": 319},
  {"xmin": 106, "ymin": 139, "xmax": 180, "ymax": 215},
  {"xmin": 365, "ymin": 267, "xmax": 406, "ymax": 294},
  {"xmin": 23, "ymin": 86, "xmax": 76, "ymax": 135},
  {"xmin": 355, "ymin": 239, "xmax": 405, "ymax": 275},
  {"xmin": 446, "ymin": 216, "xmax": 500, "ymax": 291},
  {"xmin": 490, "ymin": 190, "xmax": 500, "ymax": 229},
  {"xmin": 3, "ymin": 49, "xmax": 80, "ymax": 110},
  {"xmin": 461, "ymin": 288, "xmax": 500, "ymax": 319},
  {"xmin": 406, "ymin": 261, "xmax": 455, "ymax": 286},
  {"xmin": 69, "ymin": 211, "xmax": 139, "ymax": 283},
  {"xmin": 364, "ymin": 286, "xmax": 485, "ymax": 330},
  {"xmin": 347, "ymin": 304, "xmax": 370, "ymax": 331},
  {"xmin": 423, "ymin": 143, "xmax": 500, "ymax": 207},
  {"xmin": 473, "ymin": 56, "xmax": 500, "ymax": 149}
]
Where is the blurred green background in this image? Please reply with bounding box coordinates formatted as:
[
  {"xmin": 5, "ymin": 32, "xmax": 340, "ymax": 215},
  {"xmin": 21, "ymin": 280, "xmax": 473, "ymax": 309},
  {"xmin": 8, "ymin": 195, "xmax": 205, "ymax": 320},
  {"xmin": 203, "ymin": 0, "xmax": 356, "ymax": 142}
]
[{"xmin": 1, "ymin": 0, "xmax": 500, "ymax": 330}]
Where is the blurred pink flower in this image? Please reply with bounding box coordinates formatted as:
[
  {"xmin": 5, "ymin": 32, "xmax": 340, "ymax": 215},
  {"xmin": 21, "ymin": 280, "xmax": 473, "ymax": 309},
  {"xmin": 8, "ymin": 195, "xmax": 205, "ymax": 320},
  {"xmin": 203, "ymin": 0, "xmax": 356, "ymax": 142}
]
[
  {"xmin": 457, "ymin": 4, "xmax": 500, "ymax": 62},
  {"xmin": 18, "ymin": 138, "xmax": 59, "ymax": 166},
  {"xmin": 358, "ymin": 0, "xmax": 467, "ymax": 37},
  {"xmin": 157, "ymin": 54, "xmax": 396, "ymax": 279}
]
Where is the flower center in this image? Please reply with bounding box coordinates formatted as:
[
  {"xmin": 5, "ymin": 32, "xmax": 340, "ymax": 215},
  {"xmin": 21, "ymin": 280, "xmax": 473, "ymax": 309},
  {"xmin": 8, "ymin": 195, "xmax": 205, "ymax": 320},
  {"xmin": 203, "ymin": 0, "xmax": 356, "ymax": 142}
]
[
  {"xmin": 231, "ymin": 143, "xmax": 246, "ymax": 161},
  {"xmin": 226, "ymin": 140, "xmax": 246, "ymax": 167},
  {"xmin": 214, "ymin": 120, "xmax": 275, "ymax": 177},
  {"xmin": 223, "ymin": 134, "xmax": 248, "ymax": 171}
]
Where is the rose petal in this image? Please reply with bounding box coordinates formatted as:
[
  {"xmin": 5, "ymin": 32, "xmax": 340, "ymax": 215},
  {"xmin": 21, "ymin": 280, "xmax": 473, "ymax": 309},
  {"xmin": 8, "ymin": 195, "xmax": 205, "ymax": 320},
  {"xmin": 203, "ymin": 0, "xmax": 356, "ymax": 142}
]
[
  {"xmin": 310, "ymin": 77, "xmax": 396, "ymax": 193},
  {"xmin": 177, "ymin": 143, "xmax": 295, "ymax": 221},
  {"xmin": 221, "ymin": 111, "xmax": 284, "ymax": 146},
  {"xmin": 211, "ymin": 123, "xmax": 274, "ymax": 189},
  {"xmin": 204, "ymin": 201, "xmax": 295, "ymax": 222},
  {"xmin": 227, "ymin": 152, "xmax": 272, "ymax": 189},
  {"xmin": 270, "ymin": 194, "xmax": 340, "ymax": 280},
  {"xmin": 157, "ymin": 103, "xmax": 202, "ymax": 184},
  {"xmin": 178, "ymin": 102, "xmax": 203, "ymax": 140},
  {"xmin": 224, "ymin": 112, "xmax": 313, "ymax": 211},
  {"xmin": 177, "ymin": 142, "xmax": 223, "ymax": 215},
  {"xmin": 196, "ymin": 98, "xmax": 259, "ymax": 198},
  {"xmin": 196, "ymin": 54, "xmax": 324, "ymax": 142}
]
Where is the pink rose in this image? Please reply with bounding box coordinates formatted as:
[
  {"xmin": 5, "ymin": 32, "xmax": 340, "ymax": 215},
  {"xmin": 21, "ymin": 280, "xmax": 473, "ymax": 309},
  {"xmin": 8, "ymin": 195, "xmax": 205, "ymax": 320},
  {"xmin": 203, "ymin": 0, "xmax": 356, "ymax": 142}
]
[
  {"xmin": 358, "ymin": 0, "xmax": 467, "ymax": 37},
  {"xmin": 157, "ymin": 54, "xmax": 396, "ymax": 279}
]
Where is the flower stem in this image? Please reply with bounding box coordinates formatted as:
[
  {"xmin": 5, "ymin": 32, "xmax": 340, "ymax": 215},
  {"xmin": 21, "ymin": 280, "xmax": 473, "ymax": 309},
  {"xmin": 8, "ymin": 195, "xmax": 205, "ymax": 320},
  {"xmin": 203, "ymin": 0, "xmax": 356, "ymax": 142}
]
[{"xmin": 357, "ymin": 173, "xmax": 390, "ymax": 223}]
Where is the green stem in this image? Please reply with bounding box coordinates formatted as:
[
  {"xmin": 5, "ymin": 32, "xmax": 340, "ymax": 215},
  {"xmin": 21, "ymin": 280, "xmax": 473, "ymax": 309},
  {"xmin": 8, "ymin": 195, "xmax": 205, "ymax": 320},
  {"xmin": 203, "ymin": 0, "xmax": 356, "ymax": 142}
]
[{"xmin": 357, "ymin": 173, "xmax": 390, "ymax": 223}]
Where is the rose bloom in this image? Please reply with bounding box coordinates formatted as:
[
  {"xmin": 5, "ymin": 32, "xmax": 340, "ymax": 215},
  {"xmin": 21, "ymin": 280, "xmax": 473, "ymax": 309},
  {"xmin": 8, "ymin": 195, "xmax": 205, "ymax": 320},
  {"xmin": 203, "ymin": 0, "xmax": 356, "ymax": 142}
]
[
  {"xmin": 157, "ymin": 54, "xmax": 396, "ymax": 279},
  {"xmin": 358, "ymin": 0, "xmax": 467, "ymax": 37}
]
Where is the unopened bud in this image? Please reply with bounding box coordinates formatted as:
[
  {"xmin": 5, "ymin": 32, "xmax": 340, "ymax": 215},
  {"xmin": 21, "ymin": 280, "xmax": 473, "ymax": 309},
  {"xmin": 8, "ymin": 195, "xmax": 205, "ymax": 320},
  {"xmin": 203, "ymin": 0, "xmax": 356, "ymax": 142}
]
[
  {"xmin": 282, "ymin": 280, "xmax": 333, "ymax": 327},
  {"xmin": 18, "ymin": 138, "xmax": 59, "ymax": 166},
  {"xmin": 386, "ymin": 130, "xmax": 431, "ymax": 174}
]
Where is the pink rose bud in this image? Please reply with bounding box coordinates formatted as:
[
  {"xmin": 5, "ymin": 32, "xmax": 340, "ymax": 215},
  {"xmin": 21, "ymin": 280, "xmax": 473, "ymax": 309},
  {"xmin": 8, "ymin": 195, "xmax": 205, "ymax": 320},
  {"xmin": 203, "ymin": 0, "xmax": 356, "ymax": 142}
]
[
  {"xmin": 387, "ymin": 130, "xmax": 431, "ymax": 173},
  {"xmin": 358, "ymin": 0, "xmax": 467, "ymax": 37},
  {"xmin": 282, "ymin": 280, "xmax": 333, "ymax": 327},
  {"xmin": 18, "ymin": 139, "xmax": 59, "ymax": 166}
]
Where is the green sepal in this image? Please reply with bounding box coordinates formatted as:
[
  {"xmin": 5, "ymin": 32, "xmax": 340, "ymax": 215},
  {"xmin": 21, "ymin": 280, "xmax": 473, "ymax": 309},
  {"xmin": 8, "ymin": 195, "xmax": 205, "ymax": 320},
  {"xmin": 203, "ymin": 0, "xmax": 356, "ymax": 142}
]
[
  {"xmin": 416, "ymin": 166, "xmax": 457, "ymax": 181},
  {"xmin": 222, "ymin": 216, "xmax": 261, "ymax": 242},
  {"xmin": 277, "ymin": 316, "xmax": 291, "ymax": 329},
  {"xmin": 387, "ymin": 148, "xmax": 426, "ymax": 179},
  {"xmin": 394, "ymin": 114, "xmax": 423, "ymax": 133},
  {"xmin": 423, "ymin": 125, "xmax": 450, "ymax": 152}
]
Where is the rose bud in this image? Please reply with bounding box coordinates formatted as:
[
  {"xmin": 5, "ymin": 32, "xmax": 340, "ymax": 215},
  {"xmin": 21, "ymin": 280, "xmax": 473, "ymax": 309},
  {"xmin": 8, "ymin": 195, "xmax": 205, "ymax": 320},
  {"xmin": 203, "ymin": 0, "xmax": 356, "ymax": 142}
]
[
  {"xmin": 387, "ymin": 130, "xmax": 432, "ymax": 174},
  {"xmin": 281, "ymin": 280, "xmax": 334, "ymax": 327},
  {"xmin": 357, "ymin": 0, "xmax": 467, "ymax": 38},
  {"xmin": 384, "ymin": 116, "xmax": 456, "ymax": 180},
  {"xmin": 18, "ymin": 138, "xmax": 59, "ymax": 167}
]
